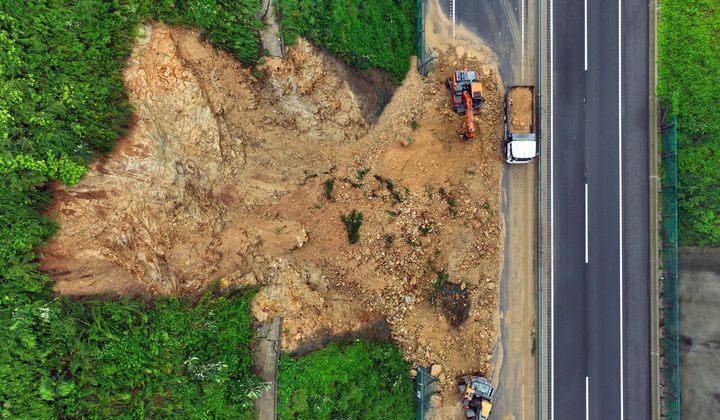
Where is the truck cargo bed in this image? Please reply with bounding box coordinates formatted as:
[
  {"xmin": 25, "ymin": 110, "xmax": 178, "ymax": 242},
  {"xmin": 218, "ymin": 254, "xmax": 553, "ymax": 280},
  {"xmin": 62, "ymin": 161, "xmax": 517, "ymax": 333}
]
[{"xmin": 508, "ymin": 86, "xmax": 533, "ymax": 134}]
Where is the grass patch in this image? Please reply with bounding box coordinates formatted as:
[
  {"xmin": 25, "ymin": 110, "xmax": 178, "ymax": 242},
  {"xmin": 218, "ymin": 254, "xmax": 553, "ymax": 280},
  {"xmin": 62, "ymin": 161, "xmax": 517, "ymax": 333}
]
[
  {"xmin": 429, "ymin": 270, "xmax": 449, "ymax": 290},
  {"xmin": 299, "ymin": 170, "xmax": 318, "ymax": 185},
  {"xmin": 425, "ymin": 185, "xmax": 435, "ymax": 199},
  {"xmin": 341, "ymin": 209, "xmax": 363, "ymax": 244},
  {"xmin": 419, "ymin": 223, "xmax": 434, "ymax": 235},
  {"xmin": 277, "ymin": 339, "xmax": 414, "ymax": 419},
  {"xmin": 531, "ymin": 330, "xmax": 537, "ymax": 357},
  {"xmin": 341, "ymin": 177, "xmax": 364, "ymax": 188},
  {"xmin": 428, "ymin": 270, "xmax": 470, "ymax": 326},
  {"xmin": 356, "ymin": 167, "xmax": 371, "ymax": 180},
  {"xmin": 439, "ymin": 187, "xmax": 459, "ymax": 216},
  {"xmin": 375, "ymin": 175, "xmax": 409, "ymax": 204}
]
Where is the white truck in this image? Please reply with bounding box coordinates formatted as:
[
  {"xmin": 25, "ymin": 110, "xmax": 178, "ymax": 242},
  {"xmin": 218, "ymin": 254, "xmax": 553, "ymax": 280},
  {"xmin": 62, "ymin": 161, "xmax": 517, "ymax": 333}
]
[{"xmin": 504, "ymin": 85, "xmax": 537, "ymax": 164}]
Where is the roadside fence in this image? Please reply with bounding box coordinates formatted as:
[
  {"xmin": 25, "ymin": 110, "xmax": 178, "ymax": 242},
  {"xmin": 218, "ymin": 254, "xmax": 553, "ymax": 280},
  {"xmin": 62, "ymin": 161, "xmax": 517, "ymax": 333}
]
[
  {"xmin": 415, "ymin": 365, "xmax": 438, "ymax": 420},
  {"xmin": 416, "ymin": 0, "xmax": 437, "ymax": 76},
  {"xmin": 660, "ymin": 111, "xmax": 680, "ymax": 420}
]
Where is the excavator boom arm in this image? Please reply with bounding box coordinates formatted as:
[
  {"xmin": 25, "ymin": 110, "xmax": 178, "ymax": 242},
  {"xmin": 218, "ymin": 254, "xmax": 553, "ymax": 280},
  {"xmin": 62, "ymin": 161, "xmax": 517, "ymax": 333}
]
[{"xmin": 463, "ymin": 91, "xmax": 474, "ymax": 139}]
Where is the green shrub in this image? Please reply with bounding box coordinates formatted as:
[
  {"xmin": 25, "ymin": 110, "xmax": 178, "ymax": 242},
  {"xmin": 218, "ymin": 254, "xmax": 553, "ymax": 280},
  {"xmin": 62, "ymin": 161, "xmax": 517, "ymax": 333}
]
[
  {"xmin": 277, "ymin": 340, "xmax": 415, "ymax": 419},
  {"xmin": 0, "ymin": 287, "xmax": 264, "ymax": 418},
  {"xmin": 341, "ymin": 209, "xmax": 364, "ymax": 244},
  {"xmin": 658, "ymin": 0, "xmax": 720, "ymax": 245},
  {"xmin": 429, "ymin": 270, "xmax": 449, "ymax": 290},
  {"xmin": 277, "ymin": 0, "xmax": 417, "ymax": 82},
  {"xmin": 356, "ymin": 167, "xmax": 371, "ymax": 180},
  {"xmin": 324, "ymin": 178, "xmax": 336, "ymax": 200}
]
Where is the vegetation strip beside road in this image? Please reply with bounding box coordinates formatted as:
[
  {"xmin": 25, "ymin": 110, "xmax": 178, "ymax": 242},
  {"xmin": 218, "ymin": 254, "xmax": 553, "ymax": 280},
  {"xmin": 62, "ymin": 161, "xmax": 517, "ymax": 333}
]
[{"xmin": 657, "ymin": 0, "xmax": 720, "ymax": 245}]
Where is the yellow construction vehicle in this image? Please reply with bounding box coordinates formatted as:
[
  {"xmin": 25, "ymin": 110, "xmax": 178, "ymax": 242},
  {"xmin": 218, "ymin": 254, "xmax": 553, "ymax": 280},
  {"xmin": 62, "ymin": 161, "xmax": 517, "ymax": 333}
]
[{"xmin": 458, "ymin": 374, "xmax": 494, "ymax": 420}]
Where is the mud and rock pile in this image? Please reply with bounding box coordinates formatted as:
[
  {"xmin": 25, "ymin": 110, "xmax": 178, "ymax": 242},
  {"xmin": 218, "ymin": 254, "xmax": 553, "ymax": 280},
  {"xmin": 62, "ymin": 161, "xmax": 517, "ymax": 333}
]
[{"xmin": 41, "ymin": 20, "xmax": 505, "ymax": 404}]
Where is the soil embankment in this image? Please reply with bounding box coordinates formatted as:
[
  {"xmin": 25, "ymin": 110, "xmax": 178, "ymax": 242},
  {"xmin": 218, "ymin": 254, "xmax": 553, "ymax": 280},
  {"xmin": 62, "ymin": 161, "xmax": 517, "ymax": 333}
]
[{"xmin": 40, "ymin": 20, "xmax": 505, "ymax": 407}]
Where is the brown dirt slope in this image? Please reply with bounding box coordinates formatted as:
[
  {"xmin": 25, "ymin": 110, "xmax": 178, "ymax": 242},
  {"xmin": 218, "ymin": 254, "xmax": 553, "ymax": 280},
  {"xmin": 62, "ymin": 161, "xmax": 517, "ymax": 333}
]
[{"xmin": 40, "ymin": 21, "xmax": 505, "ymax": 401}]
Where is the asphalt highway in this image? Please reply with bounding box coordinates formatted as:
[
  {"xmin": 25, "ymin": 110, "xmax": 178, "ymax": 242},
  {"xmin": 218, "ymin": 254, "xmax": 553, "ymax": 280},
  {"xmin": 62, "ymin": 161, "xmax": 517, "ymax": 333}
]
[
  {"xmin": 432, "ymin": 0, "xmax": 652, "ymax": 417},
  {"xmin": 550, "ymin": 0, "xmax": 650, "ymax": 418},
  {"xmin": 439, "ymin": 0, "xmax": 525, "ymax": 83}
]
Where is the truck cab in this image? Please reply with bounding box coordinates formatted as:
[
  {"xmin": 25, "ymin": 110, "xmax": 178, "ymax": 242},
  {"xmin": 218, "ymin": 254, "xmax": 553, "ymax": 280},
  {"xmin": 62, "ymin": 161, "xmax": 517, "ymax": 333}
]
[{"xmin": 505, "ymin": 133, "xmax": 537, "ymax": 163}]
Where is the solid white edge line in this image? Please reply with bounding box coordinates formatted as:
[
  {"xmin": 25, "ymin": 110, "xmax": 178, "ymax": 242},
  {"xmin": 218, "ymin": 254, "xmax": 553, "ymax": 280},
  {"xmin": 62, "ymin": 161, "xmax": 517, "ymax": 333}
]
[
  {"xmin": 584, "ymin": 0, "xmax": 588, "ymax": 70},
  {"xmin": 585, "ymin": 183, "xmax": 589, "ymax": 263},
  {"xmin": 550, "ymin": 0, "xmax": 555, "ymax": 417},
  {"xmin": 618, "ymin": 0, "xmax": 624, "ymax": 418},
  {"xmin": 586, "ymin": 376, "xmax": 590, "ymax": 420},
  {"xmin": 522, "ymin": 0, "xmax": 525, "ymax": 81},
  {"xmin": 452, "ymin": 0, "xmax": 455, "ymax": 38}
]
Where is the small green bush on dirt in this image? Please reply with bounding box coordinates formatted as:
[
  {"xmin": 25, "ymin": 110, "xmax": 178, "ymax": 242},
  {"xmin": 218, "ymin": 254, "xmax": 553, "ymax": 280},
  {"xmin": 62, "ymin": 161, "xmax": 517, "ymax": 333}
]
[
  {"xmin": 341, "ymin": 209, "xmax": 364, "ymax": 244},
  {"xmin": 429, "ymin": 269, "xmax": 449, "ymax": 290},
  {"xmin": 277, "ymin": 0, "xmax": 417, "ymax": 82},
  {"xmin": 277, "ymin": 340, "xmax": 415, "ymax": 419},
  {"xmin": 375, "ymin": 175, "xmax": 409, "ymax": 204},
  {"xmin": 324, "ymin": 178, "xmax": 336, "ymax": 200},
  {"xmin": 356, "ymin": 167, "xmax": 371, "ymax": 180}
]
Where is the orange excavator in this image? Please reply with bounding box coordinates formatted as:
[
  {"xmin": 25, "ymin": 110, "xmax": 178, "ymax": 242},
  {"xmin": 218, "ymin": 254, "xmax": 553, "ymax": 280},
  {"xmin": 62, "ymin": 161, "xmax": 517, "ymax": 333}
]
[{"xmin": 446, "ymin": 69, "xmax": 485, "ymax": 140}]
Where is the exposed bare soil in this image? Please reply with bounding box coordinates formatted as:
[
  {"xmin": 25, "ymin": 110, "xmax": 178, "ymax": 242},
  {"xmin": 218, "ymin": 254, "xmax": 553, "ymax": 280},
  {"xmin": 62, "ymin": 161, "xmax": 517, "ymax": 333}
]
[
  {"xmin": 40, "ymin": 20, "xmax": 505, "ymax": 405},
  {"xmin": 509, "ymin": 86, "xmax": 533, "ymax": 134}
]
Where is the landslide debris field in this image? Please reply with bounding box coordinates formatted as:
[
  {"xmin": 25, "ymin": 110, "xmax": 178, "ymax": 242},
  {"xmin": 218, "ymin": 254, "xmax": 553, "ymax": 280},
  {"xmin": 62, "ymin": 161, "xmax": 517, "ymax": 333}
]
[{"xmin": 41, "ymin": 22, "xmax": 505, "ymax": 397}]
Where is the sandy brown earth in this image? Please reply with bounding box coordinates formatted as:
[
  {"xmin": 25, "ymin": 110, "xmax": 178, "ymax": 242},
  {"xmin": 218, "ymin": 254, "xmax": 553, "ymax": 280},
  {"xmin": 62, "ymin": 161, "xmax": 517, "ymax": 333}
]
[
  {"xmin": 509, "ymin": 86, "xmax": 533, "ymax": 134},
  {"xmin": 40, "ymin": 20, "xmax": 506, "ymax": 410}
]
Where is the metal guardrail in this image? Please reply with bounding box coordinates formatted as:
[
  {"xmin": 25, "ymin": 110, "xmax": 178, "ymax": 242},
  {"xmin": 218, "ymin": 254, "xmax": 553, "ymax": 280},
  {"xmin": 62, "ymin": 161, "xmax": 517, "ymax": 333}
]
[{"xmin": 540, "ymin": 0, "xmax": 552, "ymax": 418}]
